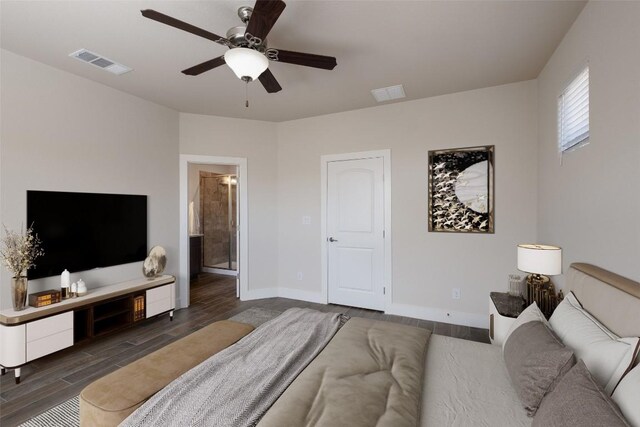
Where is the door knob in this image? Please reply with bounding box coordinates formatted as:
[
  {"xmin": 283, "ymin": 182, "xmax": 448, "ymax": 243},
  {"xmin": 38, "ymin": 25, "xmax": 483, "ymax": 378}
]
[{"xmin": 328, "ymin": 237, "xmax": 338, "ymax": 242}]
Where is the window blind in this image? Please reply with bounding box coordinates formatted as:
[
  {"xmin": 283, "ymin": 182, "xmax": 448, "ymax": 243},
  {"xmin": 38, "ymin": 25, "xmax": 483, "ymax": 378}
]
[{"xmin": 558, "ymin": 67, "xmax": 589, "ymax": 152}]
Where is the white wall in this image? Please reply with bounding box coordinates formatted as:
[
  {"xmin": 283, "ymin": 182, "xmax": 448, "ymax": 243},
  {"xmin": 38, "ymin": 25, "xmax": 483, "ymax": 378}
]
[
  {"xmin": 12, "ymin": 4, "xmax": 631, "ymax": 325},
  {"xmin": 0, "ymin": 50, "xmax": 180, "ymax": 308},
  {"xmin": 179, "ymin": 114, "xmax": 278, "ymax": 293},
  {"xmin": 537, "ymin": 2, "xmax": 640, "ymax": 285},
  {"xmin": 276, "ymin": 81, "xmax": 539, "ymax": 327}
]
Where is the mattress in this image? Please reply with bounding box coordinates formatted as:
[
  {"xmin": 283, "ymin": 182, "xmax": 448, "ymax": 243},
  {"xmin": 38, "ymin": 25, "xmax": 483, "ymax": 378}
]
[{"xmin": 421, "ymin": 334, "xmax": 531, "ymax": 427}]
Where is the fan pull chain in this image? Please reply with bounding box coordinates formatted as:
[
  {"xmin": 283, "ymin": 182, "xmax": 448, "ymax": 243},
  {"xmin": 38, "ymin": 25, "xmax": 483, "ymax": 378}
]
[{"xmin": 245, "ymin": 81, "xmax": 249, "ymax": 108}]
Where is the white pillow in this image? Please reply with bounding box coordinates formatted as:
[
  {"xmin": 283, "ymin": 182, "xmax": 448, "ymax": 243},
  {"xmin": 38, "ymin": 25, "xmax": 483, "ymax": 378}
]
[
  {"xmin": 613, "ymin": 364, "xmax": 640, "ymax": 427},
  {"xmin": 549, "ymin": 291, "xmax": 640, "ymax": 395},
  {"xmin": 502, "ymin": 301, "xmax": 548, "ymax": 353}
]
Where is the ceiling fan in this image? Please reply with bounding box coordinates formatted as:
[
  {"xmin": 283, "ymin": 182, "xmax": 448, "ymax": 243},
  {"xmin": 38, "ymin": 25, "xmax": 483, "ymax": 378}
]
[{"xmin": 140, "ymin": 0, "xmax": 337, "ymax": 95}]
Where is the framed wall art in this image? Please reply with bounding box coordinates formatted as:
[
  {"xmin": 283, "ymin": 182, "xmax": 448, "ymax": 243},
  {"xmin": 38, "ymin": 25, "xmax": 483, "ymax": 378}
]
[{"xmin": 428, "ymin": 145, "xmax": 494, "ymax": 233}]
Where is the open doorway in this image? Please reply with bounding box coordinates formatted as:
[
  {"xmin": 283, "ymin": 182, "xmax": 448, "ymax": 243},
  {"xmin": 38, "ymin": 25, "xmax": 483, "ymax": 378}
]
[
  {"xmin": 188, "ymin": 164, "xmax": 239, "ymax": 276},
  {"xmin": 179, "ymin": 155, "xmax": 248, "ymax": 309}
]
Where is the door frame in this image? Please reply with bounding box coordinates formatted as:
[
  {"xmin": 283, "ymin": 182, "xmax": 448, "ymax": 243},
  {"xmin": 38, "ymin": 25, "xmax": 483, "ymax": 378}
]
[
  {"xmin": 320, "ymin": 149, "xmax": 392, "ymax": 310},
  {"xmin": 179, "ymin": 154, "xmax": 248, "ymax": 309}
]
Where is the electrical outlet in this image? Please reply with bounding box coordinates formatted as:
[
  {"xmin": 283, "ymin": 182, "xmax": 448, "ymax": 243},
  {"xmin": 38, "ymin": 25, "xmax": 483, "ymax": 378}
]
[
  {"xmin": 302, "ymin": 216, "xmax": 311, "ymax": 225},
  {"xmin": 297, "ymin": 272, "xmax": 304, "ymax": 281},
  {"xmin": 452, "ymin": 288, "xmax": 461, "ymax": 299}
]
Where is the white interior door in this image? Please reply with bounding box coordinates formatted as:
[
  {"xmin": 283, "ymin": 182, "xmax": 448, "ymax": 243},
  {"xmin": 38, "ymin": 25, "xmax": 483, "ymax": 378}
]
[{"xmin": 327, "ymin": 157, "xmax": 385, "ymax": 311}]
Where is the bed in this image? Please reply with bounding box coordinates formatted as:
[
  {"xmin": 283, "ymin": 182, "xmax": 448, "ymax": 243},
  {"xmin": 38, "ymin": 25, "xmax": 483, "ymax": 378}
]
[
  {"xmin": 421, "ymin": 263, "xmax": 640, "ymax": 426},
  {"xmin": 81, "ymin": 263, "xmax": 640, "ymax": 426}
]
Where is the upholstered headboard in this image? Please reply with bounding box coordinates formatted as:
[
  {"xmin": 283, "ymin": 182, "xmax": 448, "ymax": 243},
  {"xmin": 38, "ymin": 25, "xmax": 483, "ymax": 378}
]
[{"xmin": 566, "ymin": 263, "xmax": 640, "ymax": 338}]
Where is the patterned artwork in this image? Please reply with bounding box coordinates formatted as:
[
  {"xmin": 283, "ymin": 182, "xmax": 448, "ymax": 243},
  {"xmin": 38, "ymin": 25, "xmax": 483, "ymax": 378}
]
[{"xmin": 428, "ymin": 145, "xmax": 494, "ymax": 233}]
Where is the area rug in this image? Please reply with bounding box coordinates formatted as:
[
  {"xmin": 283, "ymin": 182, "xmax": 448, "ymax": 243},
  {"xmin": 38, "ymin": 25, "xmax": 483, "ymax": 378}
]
[
  {"xmin": 228, "ymin": 307, "xmax": 282, "ymax": 327},
  {"xmin": 19, "ymin": 395, "xmax": 79, "ymax": 427},
  {"xmin": 18, "ymin": 308, "xmax": 282, "ymax": 427}
]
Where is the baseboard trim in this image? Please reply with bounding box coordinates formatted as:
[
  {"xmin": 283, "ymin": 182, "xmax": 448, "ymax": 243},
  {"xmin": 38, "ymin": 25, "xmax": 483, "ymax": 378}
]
[
  {"xmin": 386, "ymin": 303, "xmax": 489, "ymax": 329},
  {"xmin": 241, "ymin": 287, "xmax": 278, "ymax": 301},
  {"xmin": 202, "ymin": 267, "xmax": 237, "ymax": 276},
  {"xmin": 276, "ymin": 288, "xmax": 325, "ymax": 304},
  {"xmin": 242, "ymin": 287, "xmax": 325, "ymax": 304},
  {"xmin": 242, "ymin": 288, "xmax": 488, "ymax": 329}
]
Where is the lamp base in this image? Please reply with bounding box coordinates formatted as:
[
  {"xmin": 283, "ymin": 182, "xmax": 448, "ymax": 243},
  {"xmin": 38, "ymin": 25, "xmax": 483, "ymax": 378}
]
[
  {"xmin": 527, "ymin": 273, "xmax": 550, "ymax": 286},
  {"xmin": 526, "ymin": 274, "xmax": 558, "ymax": 318}
]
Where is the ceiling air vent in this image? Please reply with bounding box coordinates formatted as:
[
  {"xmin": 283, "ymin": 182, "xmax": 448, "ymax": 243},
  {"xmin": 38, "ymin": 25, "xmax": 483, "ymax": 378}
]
[
  {"xmin": 371, "ymin": 84, "xmax": 406, "ymax": 103},
  {"xmin": 69, "ymin": 49, "xmax": 132, "ymax": 75}
]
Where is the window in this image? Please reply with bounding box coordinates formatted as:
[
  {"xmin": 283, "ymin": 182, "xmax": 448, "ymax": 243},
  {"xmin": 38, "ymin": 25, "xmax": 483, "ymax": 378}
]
[{"xmin": 558, "ymin": 66, "xmax": 589, "ymax": 152}]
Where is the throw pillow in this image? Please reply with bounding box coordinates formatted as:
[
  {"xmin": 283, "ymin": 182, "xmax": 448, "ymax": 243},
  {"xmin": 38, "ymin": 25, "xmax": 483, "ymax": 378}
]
[
  {"xmin": 549, "ymin": 291, "xmax": 640, "ymax": 394},
  {"xmin": 533, "ymin": 361, "xmax": 631, "ymax": 427},
  {"xmin": 612, "ymin": 364, "xmax": 640, "ymax": 427},
  {"xmin": 502, "ymin": 301, "xmax": 548, "ymax": 353},
  {"xmin": 503, "ymin": 321, "xmax": 575, "ymax": 416}
]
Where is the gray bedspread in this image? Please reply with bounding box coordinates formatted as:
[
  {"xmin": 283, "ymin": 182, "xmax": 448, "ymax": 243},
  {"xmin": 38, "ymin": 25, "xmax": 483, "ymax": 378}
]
[{"xmin": 120, "ymin": 308, "xmax": 344, "ymax": 427}]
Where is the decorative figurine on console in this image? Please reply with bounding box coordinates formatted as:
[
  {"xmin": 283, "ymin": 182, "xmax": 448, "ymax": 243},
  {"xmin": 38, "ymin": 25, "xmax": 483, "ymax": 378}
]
[
  {"xmin": 76, "ymin": 279, "xmax": 87, "ymax": 296},
  {"xmin": 142, "ymin": 246, "xmax": 167, "ymax": 279},
  {"xmin": 61, "ymin": 269, "xmax": 70, "ymax": 299}
]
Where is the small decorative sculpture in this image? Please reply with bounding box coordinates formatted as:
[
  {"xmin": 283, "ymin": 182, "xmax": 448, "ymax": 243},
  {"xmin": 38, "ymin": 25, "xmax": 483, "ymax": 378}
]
[
  {"xmin": 142, "ymin": 257, "xmax": 158, "ymax": 279},
  {"xmin": 76, "ymin": 279, "xmax": 87, "ymax": 296},
  {"xmin": 61, "ymin": 269, "xmax": 70, "ymax": 299},
  {"xmin": 149, "ymin": 246, "xmax": 167, "ymax": 274},
  {"xmin": 142, "ymin": 246, "xmax": 167, "ymax": 279}
]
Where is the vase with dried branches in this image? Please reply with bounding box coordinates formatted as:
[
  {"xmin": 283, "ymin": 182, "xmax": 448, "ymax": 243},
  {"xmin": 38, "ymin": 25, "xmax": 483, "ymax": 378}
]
[{"xmin": 1, "ymin": 224, "xmax": 44, "ymax": 311}]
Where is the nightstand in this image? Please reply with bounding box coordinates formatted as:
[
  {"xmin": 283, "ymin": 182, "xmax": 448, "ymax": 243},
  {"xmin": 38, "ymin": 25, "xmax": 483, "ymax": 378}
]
[{"xmin": 489, "ymin": 292, "xmax": 526, "ymax": 346}]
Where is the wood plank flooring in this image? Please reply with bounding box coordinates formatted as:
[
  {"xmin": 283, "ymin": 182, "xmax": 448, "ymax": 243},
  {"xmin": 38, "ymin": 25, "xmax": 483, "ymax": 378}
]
[{"xmin": 0, "ymin": 274, "xmax": 489, "ymax": 426}]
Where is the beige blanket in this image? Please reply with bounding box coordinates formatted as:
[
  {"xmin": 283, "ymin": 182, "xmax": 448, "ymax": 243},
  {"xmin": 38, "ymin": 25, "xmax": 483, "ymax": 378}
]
[{"xmin": 258, "ymin": 317, "xmax": 431, "ymax": 427}]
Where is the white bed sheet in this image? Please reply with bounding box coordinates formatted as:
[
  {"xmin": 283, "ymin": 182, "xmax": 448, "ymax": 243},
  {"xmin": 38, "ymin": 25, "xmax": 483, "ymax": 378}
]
[{"xmin": 420, "ymin": 334, "xmax": 531, "ymax": 427}]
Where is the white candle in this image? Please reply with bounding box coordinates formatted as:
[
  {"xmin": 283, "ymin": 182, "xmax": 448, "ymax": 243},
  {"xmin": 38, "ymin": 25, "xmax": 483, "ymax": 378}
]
[{"xmin": 61, "ymin": 269, "xmax": 70, "ymax": 287}]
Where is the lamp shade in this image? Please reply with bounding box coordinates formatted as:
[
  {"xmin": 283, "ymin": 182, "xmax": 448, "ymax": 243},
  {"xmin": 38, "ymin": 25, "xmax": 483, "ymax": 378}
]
[
  {"xmin": 517, "ymin": 244, "xmax": 562, "ymax": 275},
  {"xmin": 224, "ymin": 48, "xmax": 269, "ymax": 81}
]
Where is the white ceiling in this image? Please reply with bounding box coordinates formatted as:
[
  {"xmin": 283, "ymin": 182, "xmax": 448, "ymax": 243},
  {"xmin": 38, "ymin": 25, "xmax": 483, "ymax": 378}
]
[{"xmin": 1, "ymin": 1, "xmax": 585, "ymax": 122}]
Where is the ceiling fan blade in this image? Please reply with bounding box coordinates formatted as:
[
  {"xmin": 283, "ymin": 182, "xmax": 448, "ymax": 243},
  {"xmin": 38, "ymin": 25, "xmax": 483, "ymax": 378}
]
[
  {"xmin": 245, "ymin": 0, "xmax": 286, "ymax": 44},
  {"xmin": 258, "ymin": 69, "xmax": 282, "ymax": 93},
  {"xmin": 182, "ymin": 56, "xmax": 226, "ymax": 76},
  {"xmin": 140, "ymin": 9, "xmax": 232, "ymax": 47},
  {"xmin": 269, "ymin": 49, "xmax": 337, "ymax": 70}
]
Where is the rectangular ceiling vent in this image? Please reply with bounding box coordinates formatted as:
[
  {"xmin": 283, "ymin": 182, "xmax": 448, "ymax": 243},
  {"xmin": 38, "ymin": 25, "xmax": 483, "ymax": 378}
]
[
  {"xmin": 371, "ymin": 84, "xmax": 406, "ymax": 103},
  {"xmin": 69, "ymin": 49, "xmax": 132, "ymax": 75}
]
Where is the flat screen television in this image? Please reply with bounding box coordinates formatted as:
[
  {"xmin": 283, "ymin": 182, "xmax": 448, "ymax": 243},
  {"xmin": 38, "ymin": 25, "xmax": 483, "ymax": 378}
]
[{"xmin": 27, "ymin": 190, "xmax": 147, "ymax": 280}]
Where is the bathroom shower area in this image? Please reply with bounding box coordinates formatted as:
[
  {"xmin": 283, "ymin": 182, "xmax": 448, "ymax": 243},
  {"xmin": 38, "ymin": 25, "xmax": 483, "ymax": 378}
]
[{"xmin": 188, "ymin": 164, "xmax": 238, "ymax": 279}]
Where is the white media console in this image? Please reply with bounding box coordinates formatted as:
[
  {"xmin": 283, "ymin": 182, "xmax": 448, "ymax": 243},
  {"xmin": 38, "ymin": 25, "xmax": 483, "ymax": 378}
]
[{"xmin": 0, "ymin": 275, "xmax": 175, "ymax": 383}]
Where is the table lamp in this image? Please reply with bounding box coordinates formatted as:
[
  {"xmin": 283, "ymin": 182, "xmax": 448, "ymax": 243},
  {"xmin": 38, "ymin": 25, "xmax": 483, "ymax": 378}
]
[{"xmin": 517, "ymin": 244, "xmax": 562, "ymax": 315}]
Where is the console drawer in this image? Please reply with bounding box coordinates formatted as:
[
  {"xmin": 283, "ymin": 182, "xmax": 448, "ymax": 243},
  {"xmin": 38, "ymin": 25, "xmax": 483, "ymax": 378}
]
[
  {"xmin": 146, "ymin": 284, "xmax": 171, "ymax": 304},
  {"xmin": 146, "ymin": 284, "xmax": 173, "ymax": 318},
  {"xmin": 26, "ymin": 311, "xmax": 73, "ymax": 343},
  {"xmin": 146, "ymin": 298, "xmax": 172, "ymax": 318},
  {"xmin": 27, "ymin": 329, "xmax": 73, "ymax": 362}
]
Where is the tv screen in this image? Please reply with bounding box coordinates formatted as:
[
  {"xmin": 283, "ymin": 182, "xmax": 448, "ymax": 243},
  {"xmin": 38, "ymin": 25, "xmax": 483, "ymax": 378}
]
[{"xmin": 27, "ymin": 190, "xmax": 147, "ymax": 280}]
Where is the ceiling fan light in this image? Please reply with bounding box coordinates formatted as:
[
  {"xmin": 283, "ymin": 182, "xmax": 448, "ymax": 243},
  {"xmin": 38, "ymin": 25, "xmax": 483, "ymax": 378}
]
[{"xmin": 224, "ymin": 48, "xmax": 269, "ymax": 81}]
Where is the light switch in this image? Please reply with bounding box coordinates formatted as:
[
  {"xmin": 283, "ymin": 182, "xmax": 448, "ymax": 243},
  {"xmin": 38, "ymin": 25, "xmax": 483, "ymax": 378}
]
[{"xmin": 302, "ymin": 216, "xmax": 311, "ymax": 225}]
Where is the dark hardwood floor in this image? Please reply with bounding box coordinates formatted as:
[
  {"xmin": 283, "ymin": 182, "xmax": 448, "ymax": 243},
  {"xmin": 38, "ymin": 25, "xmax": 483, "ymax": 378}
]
[{"xmin": 0, "ymin": 274, "xmax": 489, "ymax": 426}]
